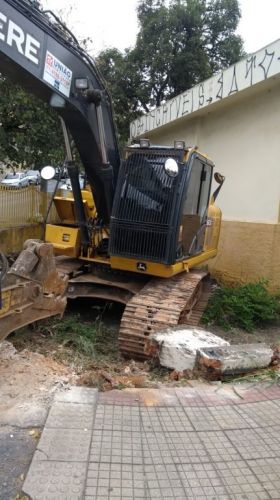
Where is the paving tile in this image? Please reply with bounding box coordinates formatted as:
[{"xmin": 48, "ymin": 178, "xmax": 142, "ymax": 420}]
[
  {"xmin": 23, "ymin": 460, "xmax": 87, "ymax": 499},
  {"xmin": 198, "ymin": 430, "xmax": 241, "ymax": 462},
  {"xmin": 214, "ymin": 460, "xmax": 270, "ymax": 499},
  {"xmin": 232, "ymin": 385, "xmax": 266, "ymax": 404},
  {"xmin": 98, "ymin": 390, "xmax": 140, "ymax": 406},
  {"xmin": 137, "ymin": 388, "xmax": 180, "ymax": 407},
  {"xmin": 255, "ymin": 383, "xmax": 280, "ymax": 401},
  {"xmin": 140, "ymin": 406, "xmax": 193, "ymax": 432},
  {"xmin": 46, "ymin": 402, "xmax": 95, "ymax": 429},
  {"xmin": 23, "ymin": 384, "xmax": 280, "ymax": 500},
  {"xmin": 35, "ymin": 428, "xmax": 91, "ymax": 462},
  {"xmin": 156, "ymin": 406, "xmax": 193, "ymax": 432},
  {"xmin": 144, "ymin": 463, "xmax": 187, "ymax": 499},
  {"xmin": 54, "ymin": 386, "xmax": 98, "ymax": 405},
  {"xmin": 90, "ymin": 429, "xmax": 143, "ymax": 464},
  {"xmin": 143, "ymin": 430, "xmax": 209, "ymax": 464},
  {"xmin": 94, "ymin": 404, "xmax": 141, "ymax": 432},
  {"xmin": 247, "ymin": 457, "xmax": 280, "ymax": 499},
  {"xmin": 183, "ymin": 406, "xmax": 221, "ymax": 431},
  {"xmin": 226, "ymin": 426, "xmax": 280, "ymax": 460},
  {"xmin": 175, "ymin": 387, "xmax": 205, "ymax": 407},
  {"xmin": 234, "ymin": 400, "xmax": 280, "ymax": 427},
  {"xmin": 177, "ymin": 462, "xmax": 228, "ymax": 498},
  {"xmin": 86, "ymin": 463, "xmax": 146, "ymax": 499},
  {"xmin": 208, "ymin": 405, "xmax": 257, "ymax": 430}
]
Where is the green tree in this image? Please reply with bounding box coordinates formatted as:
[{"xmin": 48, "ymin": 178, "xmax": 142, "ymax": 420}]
[
  {"xmin": 0, "ymin": 0, "xmax": 64, "ymax": 170},
  {"xmin": 96, "ymin": 48, "xmax": 145, "ymax": 150},
  {"xmin": 0, "ymin": 77, "xmax": 64, "ymax": 169},
  {"xmin": 98, "ymin": 0, "xmax": 244, "ymax": 143}
]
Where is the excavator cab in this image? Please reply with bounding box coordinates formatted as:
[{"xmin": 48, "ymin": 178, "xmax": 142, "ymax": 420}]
[{"xmin": 109, "ymin": 142, "xmax": 223, "ymax": 277}]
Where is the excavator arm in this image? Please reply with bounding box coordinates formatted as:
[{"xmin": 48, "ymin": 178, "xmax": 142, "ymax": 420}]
[
  {"xmin": 0, "ymin": 0, "xmax": 122, "ymax": 339},
  {"xmin": 0, "ymin": 0, "xmax": 120, "ymax": 223}
]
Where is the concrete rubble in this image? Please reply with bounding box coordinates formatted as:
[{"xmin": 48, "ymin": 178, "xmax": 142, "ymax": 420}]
[
  {"xmin": 146, "ymin": 326, "xmax": 229, "ymax": 371},
  {"xmin": 196, "ymin": 343, "xmax": 274, "ymax": 379},
  {"xmin": 147, "ymin": 327, "xmax": 275, "ymax": 380}
]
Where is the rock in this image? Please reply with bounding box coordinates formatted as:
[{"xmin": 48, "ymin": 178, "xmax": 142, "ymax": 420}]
[
  {"xmin": 0, "ymin": 341, "xmax": 17, "ymax": 360},
  {"xmin": 196, "ymin": 343, "xmax": 274, "ymax": 379},
  {"xmin": 146, "ymin": 326, "xmax": 229, "ymax": 371}
]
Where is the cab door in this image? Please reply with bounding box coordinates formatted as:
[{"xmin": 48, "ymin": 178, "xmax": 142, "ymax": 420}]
[{"xmin": 180, "ymin": 157, "xmax": 213, "ymax": 257}]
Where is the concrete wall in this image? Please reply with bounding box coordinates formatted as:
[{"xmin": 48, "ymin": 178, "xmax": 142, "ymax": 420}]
[
  {"xmin": 0, "ymin": 224, "xmax": 43, "ymax": 254},
  {"xmin": 144, "ymin": 84, "xmax": 280, "ymax": 289},
  {"xmin": 208, "ymin": 221, "xmax": 280, "ymax": 291},
  {"xmin": 146, "ymin": 84, "xmax": 280, "ymax": 224}
]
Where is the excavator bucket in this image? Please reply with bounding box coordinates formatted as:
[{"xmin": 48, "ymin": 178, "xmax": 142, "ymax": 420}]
[{"xmin": 0, "ymin": 240, "xmax": 68, "ymax": 342}]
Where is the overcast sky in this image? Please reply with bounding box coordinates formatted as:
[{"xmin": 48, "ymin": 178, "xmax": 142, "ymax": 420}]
[{"xmin": 41, "ymin": 0, "xmax": 280, "ymax": 56}]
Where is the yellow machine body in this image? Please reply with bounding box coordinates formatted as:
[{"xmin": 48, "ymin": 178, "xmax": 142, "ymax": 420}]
[{"xmin": 45, "ymin": 148, "xmax": 222, "ymax": 277}]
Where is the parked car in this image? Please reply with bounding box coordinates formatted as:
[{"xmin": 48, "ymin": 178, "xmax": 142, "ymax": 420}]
[
  {"xmin": 59, "ymin": 175, "xmax": 85, "ymax": 191},
  {"xmin": 0, "ymin": 172, "xmax": 29, "ymax": 188},
  {"xmin": 25, "ymin": 169, "xmax": 41, "ymax": 185}
]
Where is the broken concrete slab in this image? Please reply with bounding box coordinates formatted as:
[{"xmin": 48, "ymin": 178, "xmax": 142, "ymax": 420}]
[
  {"xmin": 146, "ymin": 326, "xmax": 229, "ymax": 371},
  {"xmin": 196, "ymin": 343, "xmax": 274, "ymax": 379}
]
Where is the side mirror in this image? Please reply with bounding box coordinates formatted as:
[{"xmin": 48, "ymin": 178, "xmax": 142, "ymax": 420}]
[
  {"xmin": 212, "ymin": 172, "xmax": 225, "ymax": 201},
  {"xmin": 214, "ymin": 172, "xmax": 225, "ymax": 185},
  {"xmin": 41, "ymin": 166, "xmax": 56, "ymax": 181}
]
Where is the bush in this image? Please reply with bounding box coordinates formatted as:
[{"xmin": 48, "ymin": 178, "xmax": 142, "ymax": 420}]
[{"xmin": 202, "ymin": 281, "xmax": 280, "ymax": 331}]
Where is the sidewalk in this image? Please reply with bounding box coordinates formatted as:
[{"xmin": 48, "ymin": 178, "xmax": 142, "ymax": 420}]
[{"xmin": 23, "ymin": 381, "xmax": 280, "ymax": 499}]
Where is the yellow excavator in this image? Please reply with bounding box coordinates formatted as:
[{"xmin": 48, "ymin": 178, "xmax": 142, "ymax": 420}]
[{"xmin": 0, "ymin": 0, "xmax": 224, "ymax": 358}]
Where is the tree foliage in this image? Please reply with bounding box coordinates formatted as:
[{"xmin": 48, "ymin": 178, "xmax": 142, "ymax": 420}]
[
  {"xmin": 0, "ymin": 0, "xmax": 244, "ymax": 165},
  {"xmin": 0, "ymin": 0, "xmax": 64, "ymax": 170},
  {"xmin": 0, "ymin": 77, "xmax": 64, "ymax": 169},
  {"xmin": 98, "ymin": 0, "xmax": 244, "ymax": 144}
]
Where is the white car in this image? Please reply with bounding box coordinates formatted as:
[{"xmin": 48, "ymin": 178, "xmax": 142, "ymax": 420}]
[
  {"xmin": 1, "ymin": 172, "xmax": 29, "ymax": 188},
  {"xmin": 25, "ymin": 170, "xmax": 41, "ymax": 185}
]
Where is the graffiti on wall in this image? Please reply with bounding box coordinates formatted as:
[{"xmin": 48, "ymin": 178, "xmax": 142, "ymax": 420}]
[{"xmin": 130, "ymin": 40, "xmax": 279, "ymax": 139}]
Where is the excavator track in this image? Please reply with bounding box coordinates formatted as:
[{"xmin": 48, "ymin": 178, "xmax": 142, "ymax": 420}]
[
  {"xmin": 0, "ymin": 244, "xmax": 213, "ymax": 359},
  {"xmin": 119, "ymin": 270, "xmax": 209, "ymax": 359}
]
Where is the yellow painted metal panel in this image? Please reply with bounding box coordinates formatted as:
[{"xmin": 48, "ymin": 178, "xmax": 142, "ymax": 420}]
[
  {"xmin": 45, "ymin": 224, "xmax": 80, "ymax": 257},
  {"xmin": 110, "ymin": 249, "xmax": 217, "ymax": 277},
  {"xmin": 0, "ymin": 290, "xmax": 11, "ymax": 316}
]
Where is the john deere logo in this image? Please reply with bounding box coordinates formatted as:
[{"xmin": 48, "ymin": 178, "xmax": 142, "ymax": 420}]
[{"xmin": 137, "ymin": 262, "xmax": 147, "ymax": 271}]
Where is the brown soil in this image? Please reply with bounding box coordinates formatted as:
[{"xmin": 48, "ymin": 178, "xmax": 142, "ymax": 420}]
[
  {"xmin": 208, "ymin": 324, "xmax": 280, "ymax": 349},
  {"xmin": 0, "ymin": 341, "xmax": 74, "ymax": 427}
]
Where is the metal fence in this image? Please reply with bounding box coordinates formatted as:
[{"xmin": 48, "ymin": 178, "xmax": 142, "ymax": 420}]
[{"xmin": 0, "ymin": 185, "xmax": 59, "ymax": 227}]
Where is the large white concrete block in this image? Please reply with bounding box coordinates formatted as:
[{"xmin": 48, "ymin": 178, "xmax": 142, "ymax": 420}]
[
  {"xmin": 196, "ymin": 343, "xmax": 273, "ymax": 378},
  {"xmin": 150, "ymin": 327, "xmax": 229, "ymax": 371}
]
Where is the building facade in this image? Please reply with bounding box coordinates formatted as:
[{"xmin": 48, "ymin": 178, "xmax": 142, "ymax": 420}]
[{"xmin": 130, "ymin": 40, "xmax": 280, "ymax": 290}]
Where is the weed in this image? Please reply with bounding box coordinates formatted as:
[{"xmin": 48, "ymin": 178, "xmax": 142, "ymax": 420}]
[
  {"xmin": 11, "ymin": 311, "xmax": 120, "ymax": 370},
  {"xmin": 38, "ymin": 315, "xmax": 98, "ymax": 356},
  {"xmin": 202, "ymin": 281, "xmax": 280, "ymax": 331}
]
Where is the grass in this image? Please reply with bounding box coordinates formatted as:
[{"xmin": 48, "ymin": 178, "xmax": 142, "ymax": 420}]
[
  {"xmin": 202, "ymin": 281, "xmax": 280, "ymax": 332},
  {"xmin": 11, "ymin": 311, "xmax": 120, "ymax": 371}
]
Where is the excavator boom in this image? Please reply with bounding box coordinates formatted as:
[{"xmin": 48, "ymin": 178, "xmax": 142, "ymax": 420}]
[{"xmin": 0, "ymin": 0, "xmax": 120, "ymax": 222}]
